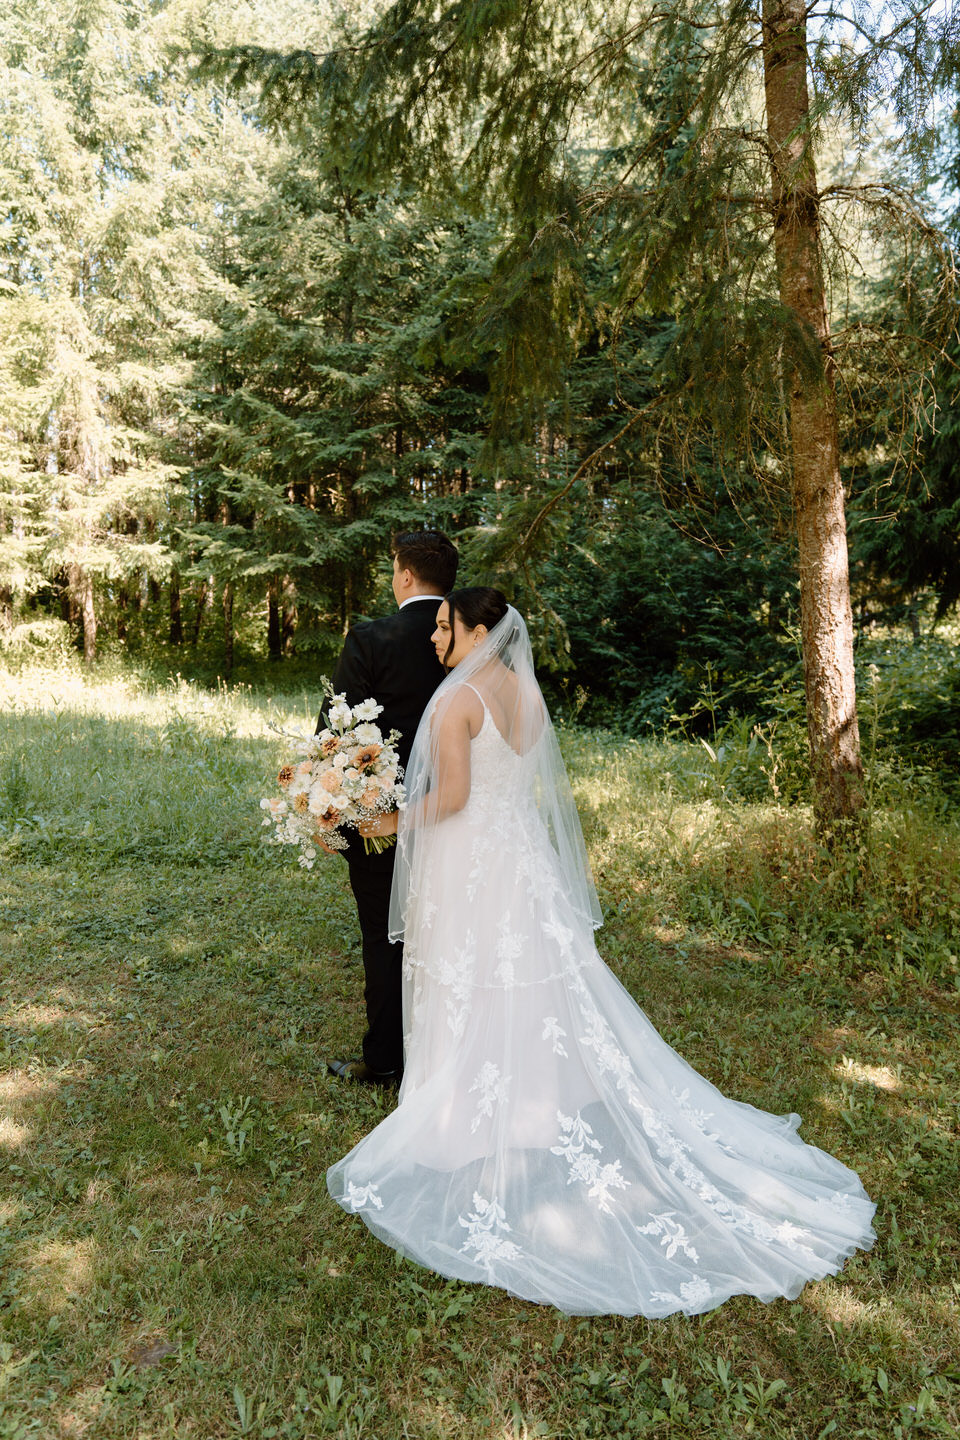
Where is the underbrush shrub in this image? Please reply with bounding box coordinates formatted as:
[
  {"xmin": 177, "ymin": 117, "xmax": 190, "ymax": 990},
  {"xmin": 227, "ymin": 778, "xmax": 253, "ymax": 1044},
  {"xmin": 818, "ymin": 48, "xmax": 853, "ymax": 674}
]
[
  {"xmin": 669, "ymin": 807, "xmax": 960, "ymax": 988},
  {"xmin": 864, "ymin": 639, "xmax": 960, "ymax": 786},
  {"xmin": 0, "ymin": 617, "xmax": 76, "ymax": 667}
]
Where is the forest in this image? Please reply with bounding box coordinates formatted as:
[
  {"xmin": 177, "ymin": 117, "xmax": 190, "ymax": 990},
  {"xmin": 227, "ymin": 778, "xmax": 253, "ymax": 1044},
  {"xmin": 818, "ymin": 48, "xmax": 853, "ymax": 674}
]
[
  {"xmin": 1, "ymin": 2, "xmax": 960, "ymax": 1437},
  {"xmin": 1, "ymin": 0, "xmax": 958, "ymax": 811}
]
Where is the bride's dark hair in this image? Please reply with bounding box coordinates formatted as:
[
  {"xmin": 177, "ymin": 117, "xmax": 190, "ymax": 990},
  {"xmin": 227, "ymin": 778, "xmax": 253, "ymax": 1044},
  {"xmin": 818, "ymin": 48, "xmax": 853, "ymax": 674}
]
[{"xmin": 442, "ymin": 587, "xmax": 508, "ymax": 668}]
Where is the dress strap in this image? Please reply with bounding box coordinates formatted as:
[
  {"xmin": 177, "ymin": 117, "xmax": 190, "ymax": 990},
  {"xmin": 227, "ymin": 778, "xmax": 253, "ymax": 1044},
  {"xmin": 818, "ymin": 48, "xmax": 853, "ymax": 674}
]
[{"xmin": 462, "ymin": 682, "xmax": 488, "ymax": 710}]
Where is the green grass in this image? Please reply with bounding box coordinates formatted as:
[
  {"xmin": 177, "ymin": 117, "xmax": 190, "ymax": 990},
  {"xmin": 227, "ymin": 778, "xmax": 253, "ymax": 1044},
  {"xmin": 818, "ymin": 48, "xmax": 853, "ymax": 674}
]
[{"xmin": 0, "ymin": 662, "xmax": 958, "ymax": 1439}]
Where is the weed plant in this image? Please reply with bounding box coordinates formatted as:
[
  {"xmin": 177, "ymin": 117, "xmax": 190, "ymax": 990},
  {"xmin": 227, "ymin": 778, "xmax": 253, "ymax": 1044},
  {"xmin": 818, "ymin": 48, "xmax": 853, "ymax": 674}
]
[{"xmin": 0, "ymin": 663, "xmax": 958, "ymax": 1438}]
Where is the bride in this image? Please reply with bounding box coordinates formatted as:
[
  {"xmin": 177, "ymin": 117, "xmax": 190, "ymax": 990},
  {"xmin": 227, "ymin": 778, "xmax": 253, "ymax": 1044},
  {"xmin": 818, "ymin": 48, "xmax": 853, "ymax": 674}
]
[{"xmin": 327, "ymin": 588, "xmax": 875, "ymax": 1317}]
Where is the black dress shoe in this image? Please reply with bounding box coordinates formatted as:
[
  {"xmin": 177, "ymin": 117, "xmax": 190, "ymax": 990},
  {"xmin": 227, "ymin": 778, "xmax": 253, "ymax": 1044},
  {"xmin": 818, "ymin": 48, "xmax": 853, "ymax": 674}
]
[{"xmin": 327, "ymin": 1057, "xmax": 401, "ymax": 1087}]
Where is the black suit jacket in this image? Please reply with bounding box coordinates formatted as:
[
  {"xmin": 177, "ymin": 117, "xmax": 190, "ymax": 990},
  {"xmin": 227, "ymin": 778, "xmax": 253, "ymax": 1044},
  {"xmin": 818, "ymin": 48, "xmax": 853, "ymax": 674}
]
[{"xmin": 320, "ymin": 598, "xmax": 446, "ymax": 776}]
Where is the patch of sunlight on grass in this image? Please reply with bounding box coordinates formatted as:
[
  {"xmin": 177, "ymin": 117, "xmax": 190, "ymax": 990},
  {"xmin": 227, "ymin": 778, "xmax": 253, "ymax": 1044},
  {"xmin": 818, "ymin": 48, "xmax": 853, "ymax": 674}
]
[
  {"xmin": 805, "ymin": 1288, "xmax": 947, "ymax": 1351},
  {"xmin": 0, "ymin": 1117, "xmax": 30, "ymax": 1148},
  {"xmin": 0, "ymin": 662, "xmax": 312, "ymax": 740},
  {"xmin": 836, "ymin": 1057, "xmax": 902, "ymax": 1092},
  {"xmin": 0, "ymin": 1198, "xmax": 24, "ymax": 1223},
  {"xmin": 406, "ymin": 1394, "xmax": 488, "ymax": 1439},
  {"xmin": 0, "ymin": 1069, "xmax": 58, "ymax": 1101},
  {"xmin": 26, "ymin": 1237, "xmax": 96, "ymax": 1308},
  {"xmin": 55, "ymin": 1387, "xmax": 113, "ymax": 1440},
  {"xmin": 497, "ymin": 1423, "xmax": 552, "ymax": 1440},
  {"xmin": 5, "ymin": 1002, "xmax": 100, "ymax": 1029}
]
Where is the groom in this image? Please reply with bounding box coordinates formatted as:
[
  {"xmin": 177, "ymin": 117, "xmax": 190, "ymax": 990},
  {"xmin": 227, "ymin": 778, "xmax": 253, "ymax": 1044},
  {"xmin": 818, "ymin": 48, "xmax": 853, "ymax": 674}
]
[{"xmin": 322, "ymin": 531, "xmax": 458, "ymax": 1085}]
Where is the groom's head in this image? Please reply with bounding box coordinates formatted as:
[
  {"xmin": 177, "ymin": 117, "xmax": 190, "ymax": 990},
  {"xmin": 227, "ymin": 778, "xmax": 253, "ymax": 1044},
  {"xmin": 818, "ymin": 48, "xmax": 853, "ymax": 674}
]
[{"xmin": 391, "ymin": 531, "xmax": 459, "ymax": 602}]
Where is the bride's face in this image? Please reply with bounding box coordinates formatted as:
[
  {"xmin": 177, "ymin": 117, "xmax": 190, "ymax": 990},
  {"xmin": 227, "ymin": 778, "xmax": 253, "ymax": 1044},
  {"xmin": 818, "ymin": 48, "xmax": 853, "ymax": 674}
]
[{"xmin": 432, "ymin": 601, "xmax": 479, "ymax": 669}]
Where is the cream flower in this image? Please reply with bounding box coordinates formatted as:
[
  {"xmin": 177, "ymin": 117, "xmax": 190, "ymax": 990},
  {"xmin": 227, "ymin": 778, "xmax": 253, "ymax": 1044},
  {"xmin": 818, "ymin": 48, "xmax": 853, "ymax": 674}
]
[
  {"xmin": 328, "ymin": 700, "xmax": 353, "ymax": 729},
  {"xmin": 353, "ymin": 722, "xmax": 382, "ymax": 745},
  {"xmin": 352, "ymin": 699, "xmax": 383, "ymax": 721}
]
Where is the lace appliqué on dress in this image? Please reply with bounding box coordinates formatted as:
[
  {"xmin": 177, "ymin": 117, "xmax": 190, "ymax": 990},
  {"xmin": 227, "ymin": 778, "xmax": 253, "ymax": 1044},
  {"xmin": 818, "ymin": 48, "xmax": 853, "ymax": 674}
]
[
  {"xmin": 458, "ymin": 1193, "xmax": 521, "ymax": 1269},
  {"xmin": 551, "ymin": 1110, "xmax": 630, "ymax": 1214},
  {"xmin": 636, "ymin": 1211, "xmax": 700, "ymax": 1263},
  {"xmin": 470, "ymin": 1062, "xmax": 511, "ymax": 1133}
]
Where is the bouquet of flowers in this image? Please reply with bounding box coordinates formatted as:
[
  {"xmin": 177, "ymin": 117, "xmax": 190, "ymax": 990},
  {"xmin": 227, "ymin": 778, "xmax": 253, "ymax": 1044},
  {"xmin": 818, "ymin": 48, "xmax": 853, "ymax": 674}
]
[{"xmin": 261, "ymin": 681, "xmax": 405, "ymax": 865}]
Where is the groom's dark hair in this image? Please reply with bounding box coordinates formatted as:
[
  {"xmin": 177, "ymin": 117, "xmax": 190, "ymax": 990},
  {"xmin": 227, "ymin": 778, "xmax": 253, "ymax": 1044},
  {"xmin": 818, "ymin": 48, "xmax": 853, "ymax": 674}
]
[{"xmin": 392, "ymin": 530, "xmax": 459, "ymax": 592}]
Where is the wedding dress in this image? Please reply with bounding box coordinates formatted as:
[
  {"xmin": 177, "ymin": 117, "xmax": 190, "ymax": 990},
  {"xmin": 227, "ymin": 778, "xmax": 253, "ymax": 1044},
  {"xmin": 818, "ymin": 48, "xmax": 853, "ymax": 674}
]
[{"xmin": 327, "ymin": 608, "xmax": 875, "ymax": 1317}]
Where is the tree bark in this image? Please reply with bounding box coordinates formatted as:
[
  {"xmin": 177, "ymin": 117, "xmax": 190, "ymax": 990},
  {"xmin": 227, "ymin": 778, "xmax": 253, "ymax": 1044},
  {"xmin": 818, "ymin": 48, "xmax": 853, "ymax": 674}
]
[
  {"xmin": 169, "ymin": 570, "xmax": 183, "ymax": 645},
  {"xmin": 191, "ymin": 580, "xmax": 209, "ymax": 645},
  {"xmin": 281, "ymin": 574, "xmax": 297, "ymax": 655},
  {"xmin": 69, "ymin": 563, "xmax": 97, "ymax": 665},
  {"xmin": 222, "ymin": 581, "xmax": 234, "ymax": 679},
  {"xmin": 267, "ymin": 578, "xmax": 282, "ymax": 660},
  {"xmin": 762, "ymin": 0, "xmax": 864, "ymax": 834},
  {"xmin": 56, "ymin": 568, "xmax": 79, "ymax": 628},
  {"xmin": 219, "ymin": 496, "xmax": 234, "ymax": 675}
]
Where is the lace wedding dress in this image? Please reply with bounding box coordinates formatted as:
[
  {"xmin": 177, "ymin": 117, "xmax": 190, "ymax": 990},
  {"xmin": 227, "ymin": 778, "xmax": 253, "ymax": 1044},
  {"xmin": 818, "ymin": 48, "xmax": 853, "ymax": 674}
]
[{"xmin": 327, "ymin": 611, "xmax": 875, "ymax": 1317}]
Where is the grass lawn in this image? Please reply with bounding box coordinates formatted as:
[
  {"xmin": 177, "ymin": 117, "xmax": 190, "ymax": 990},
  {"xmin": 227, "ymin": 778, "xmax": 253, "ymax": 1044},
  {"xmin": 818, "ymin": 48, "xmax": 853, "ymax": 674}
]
[{"xmin": 0, "ymin": 664, "xmax": 958, "ymax": 1439}]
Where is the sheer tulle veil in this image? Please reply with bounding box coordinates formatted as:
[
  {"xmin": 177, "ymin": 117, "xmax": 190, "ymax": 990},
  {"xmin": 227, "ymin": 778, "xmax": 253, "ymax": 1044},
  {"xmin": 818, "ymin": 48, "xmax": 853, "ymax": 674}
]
[{"xmin": 388, "ymin": 604, "xmax": 603, "ymax": 943}]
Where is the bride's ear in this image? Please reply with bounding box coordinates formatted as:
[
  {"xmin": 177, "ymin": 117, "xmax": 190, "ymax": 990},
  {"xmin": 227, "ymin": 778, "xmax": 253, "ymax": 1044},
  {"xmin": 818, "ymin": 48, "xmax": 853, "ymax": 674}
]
[{"xmin": 472, "ymin": 625, "xmax": 488, "ymax": 648}]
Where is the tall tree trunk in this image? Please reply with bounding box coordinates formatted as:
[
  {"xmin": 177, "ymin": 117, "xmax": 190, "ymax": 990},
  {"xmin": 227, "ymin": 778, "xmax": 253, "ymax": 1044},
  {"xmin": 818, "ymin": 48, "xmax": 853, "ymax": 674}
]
[
  {"xmin": 281, "ymin": 574, "xmax": 297, "ymax": 655},
  {"xmin": 57, "ymin": 567, "xmax": 79, "ymax": 628},
  {"xmin": 116, "ymin": 582, "xmax": 128, "ymax": 641},
  {"xmin": 762, "ymin": 0, "xmax": 864, "ymax": 835},
  {"xmin": 169, "ymin": 570, "xmax": 183, "ymax": 645},
  {"xmin": 219, "ymin": 496, "xmax": 234, "ymax": 676},
  {"xmin": 69, "ymin": 563, "xmax": 97, "ymax": 665},
  {"xmin": 191, "ymin": 580, "xmax": 209, "ymax": 645},
  {"xmin": 222, "ymin": 581, "xmax": 234, "ymax": 679},
  {"xmin": 0, "ymin": 585, "xmax": 12, "ymax": 630},
  {"xmin": 267, "ymin": 578, "xmax": 282, "ymax": 660}
]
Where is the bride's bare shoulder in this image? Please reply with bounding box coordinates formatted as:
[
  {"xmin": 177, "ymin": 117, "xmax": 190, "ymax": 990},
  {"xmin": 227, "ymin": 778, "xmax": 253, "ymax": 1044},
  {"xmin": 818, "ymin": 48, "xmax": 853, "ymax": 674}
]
[{"xmin": 432, "ymin": 684, "xmax": 485, "ymax": 736}]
